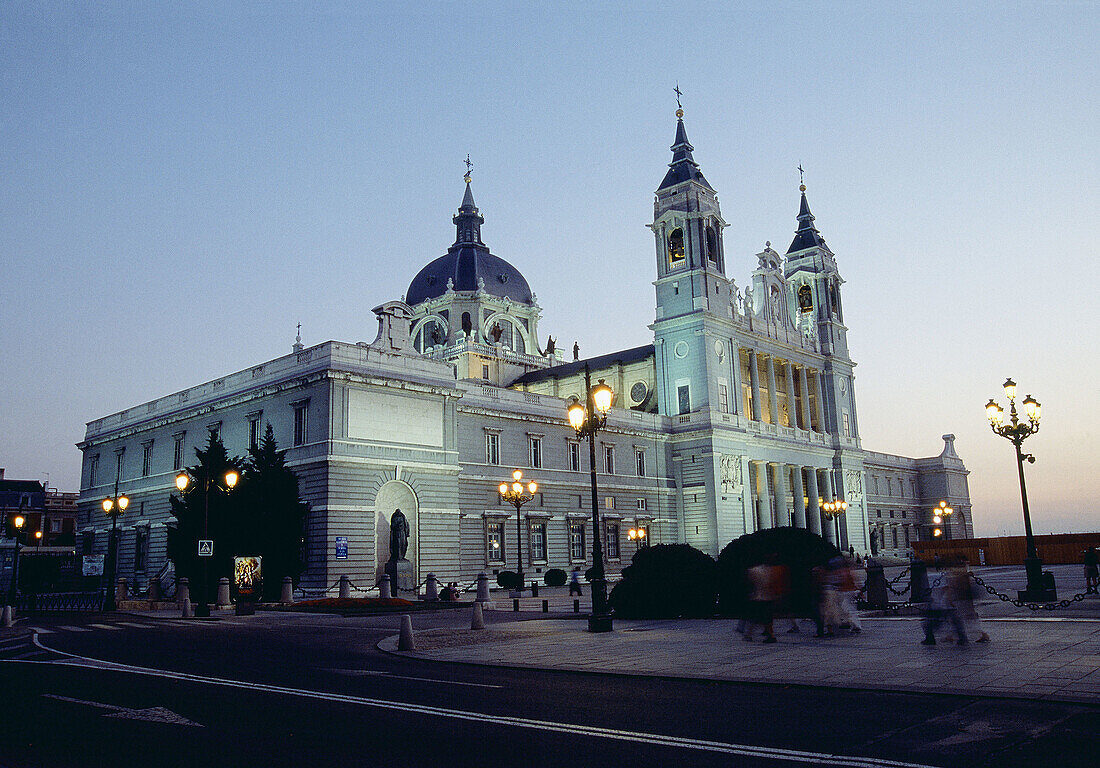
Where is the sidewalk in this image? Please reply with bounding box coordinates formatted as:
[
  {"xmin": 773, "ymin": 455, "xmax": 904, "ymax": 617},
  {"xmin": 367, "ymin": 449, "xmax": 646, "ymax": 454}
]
[{"xmin": 380, "ymin": 612, "xmax": 1100, "ymax": 705}]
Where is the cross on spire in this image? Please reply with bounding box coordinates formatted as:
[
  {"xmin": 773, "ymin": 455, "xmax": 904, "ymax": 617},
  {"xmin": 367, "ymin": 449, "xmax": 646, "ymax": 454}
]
[
  {"xmin": 674, "ymin": 83, "xmax": 683, "ymax": 109},
  {"xmin": 798, "ymin": 164, "xmax": 805, "ymax": 185},
  {"xmin": 464, "ymin": 154, "xmax": 473, "ymax": 183}
]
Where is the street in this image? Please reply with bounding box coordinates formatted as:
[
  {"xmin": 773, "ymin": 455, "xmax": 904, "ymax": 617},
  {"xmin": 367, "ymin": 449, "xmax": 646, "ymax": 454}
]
[{"xmin": 0, "ymin": 608, "xmax": 1097, "ymax": 767}]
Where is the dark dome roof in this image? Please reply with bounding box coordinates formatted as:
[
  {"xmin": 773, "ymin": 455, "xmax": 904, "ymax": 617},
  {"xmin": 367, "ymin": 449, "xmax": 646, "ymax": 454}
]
[
  {"xmin": 406, "ymin": 179, "xmax": 534, "ymax": 307},
  {"xmin": 406, "ymin": 246, "xmax": 534, "ymax": 306}
]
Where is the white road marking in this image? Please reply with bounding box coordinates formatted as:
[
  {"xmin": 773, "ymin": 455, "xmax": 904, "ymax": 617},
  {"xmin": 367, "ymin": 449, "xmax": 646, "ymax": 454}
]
[
  {"xmin": 42, "ymin": 694, "xmax": 202, "ymax": 727},
  {"xmin": 116, "ymin": 622, "xmax": 155, "ymax": 629},
  {"xmin": 88, "ymin": 624, "xmax": 120, "ymax": 630},
  {"xmin": 57, "ymin": 626, "xmax": 92, "ymax": 632},
  {"xmin": 24, "ymin": 635, "xmax": 937, "ymax": 768},
  {"xmin": 27, "ymin": 627, "xmax": 54, "ymax": 634},
  {"xmin": 327, "ymin": 668, "xmax": 502, "ymax": 689}
]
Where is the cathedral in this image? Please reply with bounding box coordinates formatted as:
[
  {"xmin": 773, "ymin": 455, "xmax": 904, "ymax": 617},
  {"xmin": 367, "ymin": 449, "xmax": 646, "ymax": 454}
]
[{"xmin": 76, "ymin": 107, "xmax": 973, "ymax": 594}]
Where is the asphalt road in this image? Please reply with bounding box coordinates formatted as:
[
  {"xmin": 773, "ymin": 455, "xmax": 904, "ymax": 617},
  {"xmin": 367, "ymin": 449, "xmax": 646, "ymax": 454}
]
[{"xmin": 0, "ymin": 611, "xmax": 1096, "ymax": 768}]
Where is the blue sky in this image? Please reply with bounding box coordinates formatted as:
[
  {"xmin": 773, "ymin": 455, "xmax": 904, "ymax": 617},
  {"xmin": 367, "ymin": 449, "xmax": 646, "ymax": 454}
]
[{"xmin": 2, "ymin": 2, "xmax": 1096, "ymax": 536}]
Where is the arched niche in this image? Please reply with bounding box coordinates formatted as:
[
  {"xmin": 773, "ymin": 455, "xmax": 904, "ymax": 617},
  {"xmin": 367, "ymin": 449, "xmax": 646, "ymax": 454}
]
[{"xmin": 374, "ymin": 480, "xmax": 418, "ymax": 583}]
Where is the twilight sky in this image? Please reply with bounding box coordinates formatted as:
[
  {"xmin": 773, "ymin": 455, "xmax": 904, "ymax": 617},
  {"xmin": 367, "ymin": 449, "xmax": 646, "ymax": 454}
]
[{"xmin": 1, "ymin": 2, "xmax": 1096, "ymax": 537}]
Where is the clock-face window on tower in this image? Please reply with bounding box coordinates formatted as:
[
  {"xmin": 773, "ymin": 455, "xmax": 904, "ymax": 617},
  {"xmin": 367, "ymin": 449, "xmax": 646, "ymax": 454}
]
[
  {"xmin": 705, "ymin": 226, "xmax": 718, "ymax": 263},
  {"xmin": 668, "ymin": 228, "xmax": 685, "ymax": 266}
]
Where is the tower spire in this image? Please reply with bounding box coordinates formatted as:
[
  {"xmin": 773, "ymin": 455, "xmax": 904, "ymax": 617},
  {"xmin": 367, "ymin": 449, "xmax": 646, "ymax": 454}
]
[
  {"xmin": 787, "ymin": 173, "xmax": 827, "ymax": 254},
  {"xmin": 454, "ymin": 157, "xmax": 484, "ymax": 245},
  {"xmin": 657, "ymin": 90, "xmax": 713, "ymax": 192}
]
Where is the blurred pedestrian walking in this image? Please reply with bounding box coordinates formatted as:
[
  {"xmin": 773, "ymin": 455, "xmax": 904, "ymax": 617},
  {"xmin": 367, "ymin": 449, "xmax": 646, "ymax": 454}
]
[
  {"xmin": 921, "ymin": 568, "xmax": 967, "ymax": 646},
  {"xmin": 1083, "ymin": 548, "xmax": 1099, "ymax": 594},
  {"xmin": 950, "ymin": 557, "xmax": 988, "ymax": 643},
  {"xmin": 568, "ymin": 566, "xmax": 583, "ymax": 596},
  {"xmin": 744, "ymin": 554, "xmax": 788, "ymax": 644}
]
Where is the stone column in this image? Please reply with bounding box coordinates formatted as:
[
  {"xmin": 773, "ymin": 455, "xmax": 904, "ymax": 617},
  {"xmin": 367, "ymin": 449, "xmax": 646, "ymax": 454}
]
[
  {"xmin": 749, "ymin": 350, "xmax": 762, "ymax": 421},
  {"xmin": 784, "ymin": 361, "xmax": 798, "ymax": 428},
  {"xmin": 730, "ymin": 341, "xmax": 744, "ymax": 416},
  {"xmin": 806, "ymin": 468, "xmax": 822, "ymax": 535},
  {"xmin": 799, "ymin": 366, "xmax": 812, "ymax": 432},
  {"xmin": 766, "ymin": 356, "xmax": 779, "ymax": 426},
  {"xmin": 820, "ymin": 470, "xmax": 837, "ymax": 545},
  {"xmin": 753, "ymin": 461, "xmax": 771, "ymax": 529},
  {"xmin": 770, "ymin": 462, "xmax": 787, "ymax": 526},
  {"xmin": 813, "ymin": 369, "xmax": 827, "ymax": 434},
  {"xmin": 791, "ymin": 465, "xmax": 807, "ymax": 528}
]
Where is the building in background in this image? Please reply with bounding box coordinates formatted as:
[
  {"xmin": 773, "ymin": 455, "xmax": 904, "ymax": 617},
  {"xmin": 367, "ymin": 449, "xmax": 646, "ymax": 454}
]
[{"xmin": 77, "ymin": 107, "xmax": 971, "ymax": 594}]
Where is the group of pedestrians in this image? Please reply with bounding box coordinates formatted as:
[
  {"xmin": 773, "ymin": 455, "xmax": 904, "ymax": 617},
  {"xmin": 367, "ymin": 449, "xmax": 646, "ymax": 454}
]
[
  {"xmin": 739, "ymin": 553, "xmax": 863, "ymax": 643},
  {"xmin": 921, "ymin": 556, "xmax": 989, "ymax": 645}
]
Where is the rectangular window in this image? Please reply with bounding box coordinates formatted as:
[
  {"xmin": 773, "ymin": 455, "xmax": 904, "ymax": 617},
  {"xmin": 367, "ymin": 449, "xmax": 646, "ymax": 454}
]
[
  {"xmin": 50, "ymin": 519, "xmax": 62, "ymax": 533},
  {"xmin": 604, "ymin": 496, "xmax": 615, "ymax": 510},
  {"xmin": 635, "ymin": 449, "xmax": 646, "ymax": 477},
  {"xmin": 89, "ymin": 455, "xmax": 99, "ymax": 487},
  {"xmin": 569, "ymin": 523, "xmax": 586, "ymax": 560},
  {"xmin": 482, "ymin": 364, "xmax": 490, "ymax": 380},
  {"xmin": 485, "ymin": 433, "xmax": 500, "ymax": 465},
  {"xmin": 530, "ymin": 522, "xmax": 547, "ymax": 562},
  {"xmin": 529, "ymin": 437, "xmax": 542, "ymax": 468},
  {"xmin": 636, "ymin": 498, "xmax": 647, "ymax": 510},
  {"xmin": 604, "ymin": 446, "xmax": 615, "ymax": 475},
  {"xmin": 173, "ymin": 434, "xmax": 185, "ymax": 471},
  {"xmin": 487, "ymin": 522, "xmax": 504, "ymax": 563},
  {"xmin": 842, "ymin": 412, "xmax": 851, "ymax": 437},
  {"xmin": 717, "ymin": 383, "xmax": 729, "ymax": 414},
  {"xmin": 677, "ymin": 384, "xmax": 691, "ymax": 415},
  {"xmin": 293, "ymin": 403, "xmax": 308, "ymax": 447},
  {"xmin": 606, "ymin": 523, "xmax": 620, "ymax": 559},
  {"xmin": 569, "ymin": 442, "xmax": 580, "ymax": 472},
  {"xmin": 249, "ymin": 416, "xmax": 262, "ymax": 451},
  {"xmin": 141, "ymin": 443, "xmax": 152, "ymax": 477},
  {"xmin": 134, "ymin": 527, "xmax": 148, "ymax": 572},
  {"xmin": 81, "ymin": 531, "xmax": 95, "ymax": 556},
  {"xmin": 115, "ymin": 450, "xmax": 125, "ymax": 482}
]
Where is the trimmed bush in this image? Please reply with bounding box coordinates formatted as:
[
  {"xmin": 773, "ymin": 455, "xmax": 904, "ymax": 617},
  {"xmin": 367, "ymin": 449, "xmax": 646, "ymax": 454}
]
[
  {"xmin": 584, "ymin": 566, "xmax": 597, "ymax": 582},
  {"xmin": 543, "ymin": 568, "xmax": 567, "ymax": 587},
  {"xmin": 716, "ymin": 527, "xmax": 840, "ymax": 617},
  {"xmin": 496, "ymin": 570, "xmax": 520, "ymax": 589},
  {"xmin": 609, "ymin": 544, "xmax": 717, "ymax": 619}
]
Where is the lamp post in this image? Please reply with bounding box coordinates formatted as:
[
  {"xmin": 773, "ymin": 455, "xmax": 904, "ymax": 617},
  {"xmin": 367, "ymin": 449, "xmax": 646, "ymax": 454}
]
[
  {"xmin": 498, "ymin": 470, "xmax": 538, "ymax": 596},
  {"xmin": 566, "ymin": 363, "xmax": 614, "ymax": 633},
  {"xmin": 930, "ymin": 500, "xmax": 953, "ymax": 540},
  {"xmin": 820, "ymin": 497, "xmax": 848, "ymax": 546},
  {"xmin": 101, "ymin": 479, "xmax": 130, "ymax": 612},
  {"xmin": 628, "ymin": 526, "xmax": 647, "ymax": 547},
  {"xmin": 5, "ymin": 512, "xmax": 25, "ymax": 607},
  {"xmin": 175, "ymin": 466, "xmax": 239, "ymax": 617},
  {"xmin": 985, "ymin": 378, "xmax": 1052, "ymax": 601}
]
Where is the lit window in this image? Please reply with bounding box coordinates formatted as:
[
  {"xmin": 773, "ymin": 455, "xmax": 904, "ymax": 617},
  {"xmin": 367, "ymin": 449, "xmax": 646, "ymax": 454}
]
[
  {"xmin": 604, "ymin": 496, "xmax": 615, "ymax": 509},
  {"xmin": 569, "ymin": 523, "xmax": 585, "ymax": 560},
  {"xmin": 487, "ymin": 522, "xmax": 504, "ymax": 563}
]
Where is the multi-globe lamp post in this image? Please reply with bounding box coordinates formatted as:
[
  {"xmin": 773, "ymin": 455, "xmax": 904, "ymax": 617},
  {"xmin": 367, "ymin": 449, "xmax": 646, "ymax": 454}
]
[
  {"xmin": 101, "ymin": 481, "xmax": 130, "ymax": 611},
  {"xmin": 566, "ymin": 364, "xmax": 614, "ymax": 633},
  {"xmin": 985, "ymin": 378, "xmax": 1052, "ymax": 601},
  {"xmin": 175, "ymin": 466, "xmax": 239, "ymax": 617},
  {"xmin": 5, "ymin": 512, "xmax": 26, "ymax": 607},
  {"xmin": 498, "ymin": 470, "xmax": 537, "ymax": 597},
  {"xmin": 820, "ymin": 497, "xmax": 848, "ymax": 546},
  {"xmin": 930, "ymin": 500, "xmax": 953, "ymax": 540}
]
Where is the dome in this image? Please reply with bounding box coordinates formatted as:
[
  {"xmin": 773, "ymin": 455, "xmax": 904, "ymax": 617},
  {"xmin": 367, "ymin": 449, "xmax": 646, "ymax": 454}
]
[
  {"xmin": 406, "ymin": 246, "xmax": 534, "ymax": 306},
  {"xmin": 405, "ymin": 179, "xmax": 534, "ymax": 307}
]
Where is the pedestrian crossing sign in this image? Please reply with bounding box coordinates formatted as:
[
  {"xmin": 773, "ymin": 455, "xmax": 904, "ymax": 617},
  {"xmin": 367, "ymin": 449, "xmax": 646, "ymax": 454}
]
[{"xmin": 198, "ymin": 540, "xmax": 214, "ymax": 557}]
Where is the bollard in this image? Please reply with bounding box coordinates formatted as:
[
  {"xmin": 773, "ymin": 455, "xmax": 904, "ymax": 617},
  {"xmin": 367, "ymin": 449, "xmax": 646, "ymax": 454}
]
[
  {"xmin": 182, "ymin": 597, "xmax": 194, "ymax": 618},
  {"xmin": 1, "ymin": 605, "xmax": 12, "ymax": 628},
  {"xmin": 531, "ymin": 581, "xmax": 539, "ymax": 597},
  {"xmin": 513, "ymin": 598, "xmax": 520, "ymax": 612},
  {"xmin": 471, "ymin": 601, "xmax": 485, "ymax": 630},
  {"xmin": 542, "ymin": 599, "xmax": 548, "ymax": 613},
  {"xmin": 280, "ymin": 576, "xmax": 294, "ymax": 603},
  {"xmin": 380, "ymin": 574, "xmax": 392, "ymax": 599},
  {"xmin": 216, "ymin": 577, "xmax": 231, "ymax": 607},
  {"xmin": 864, "ymin": 563, "xmax": 888, "ymax": 610},
  {"xmin": 339, "ymin": 575, "xmax": 351, "ymax": 599},
  {"xmin": 115, "ymin": 578, "xmax": 128, "ymax": 604},
  {"xmin": 476, "ymin": 571, "xmax": 490, "ymax": 602},
  {"xmin": 146, "ymin": 579, "xmax": 161, "ymax": 602},
  {"xmin": 177, "ymin": 577, "xmax": 191, "ymax": 610},
  {"xmin": 398, "ymin": 614, "xmax": 415, "ymax": 651},
  {"xmin": 574, "ymin": 599, "xmax": 580, "ymax": 613},
  {"xmin": 910, "ymin": 560, "xmax": 930, "ymax": 603},
  {"xmin": 424, "ymin": 573, "xmax": 439, "ymax": 601}
]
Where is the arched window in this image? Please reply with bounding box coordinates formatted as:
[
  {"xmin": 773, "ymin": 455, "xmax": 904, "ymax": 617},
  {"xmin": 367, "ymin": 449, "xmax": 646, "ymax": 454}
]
[
  {"xmin": 797, "ymin": 284, "xmax": 813, "ymax": 313},
  {"xmin": 705, "ymin": 226, "xmax": 718, "ymax": 263},
  {"xmin": 461, "ymin": 312, "xmax": 472, "ymax": 336},
  {"xmin": 668, "ymin": 228, "xmax": 685, "ymax": 266},
  {"xmin": 413, "ymin": 318, "xmax": 446, "ymax": 353}
]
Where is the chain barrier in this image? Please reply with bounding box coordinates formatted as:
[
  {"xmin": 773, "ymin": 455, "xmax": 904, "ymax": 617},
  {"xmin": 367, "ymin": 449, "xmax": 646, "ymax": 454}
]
[{"xmin": 967, "ymin": 571, "xmax": 1091, "ymax": 611}]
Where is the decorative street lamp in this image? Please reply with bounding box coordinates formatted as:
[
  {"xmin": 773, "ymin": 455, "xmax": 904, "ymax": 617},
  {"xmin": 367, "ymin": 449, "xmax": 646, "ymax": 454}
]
[
  {"xmin": 985, "ymin": 378, "xmax": 1052, "ymax": 601},
  {"xmin": 5, "ymin": 512, "xmax": 26, "ymax": 607},
  {"xmin": 498, "ymin": 469, "xmax": 538, "ymax": 597},
  {"xmin": 930, "ymin": 500, "xmax": 953, "ymax": 540},
  {"xmin": 628, "ymin": 526, "xmax": 647, "ymax": 546},
  {"xmin": 175, "ymin": 466, "xmax": 239, "ymax": 617},
  {"xmin": 101, "ymin": 480, "xmax": 130, "ymax": 611},
  {"xmin": 566, "ymin": 363, "xmax": 614, "ymax": 633},
  {"xmin": 819, "ymin": 496, "xmax": 848, "ymax": 546}
]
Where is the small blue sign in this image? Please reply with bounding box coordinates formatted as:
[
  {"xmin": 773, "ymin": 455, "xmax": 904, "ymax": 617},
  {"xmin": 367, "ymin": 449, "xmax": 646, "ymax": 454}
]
[{"xmin": 335, "ymin": 536, "xmax": 348, "ymax": 560}]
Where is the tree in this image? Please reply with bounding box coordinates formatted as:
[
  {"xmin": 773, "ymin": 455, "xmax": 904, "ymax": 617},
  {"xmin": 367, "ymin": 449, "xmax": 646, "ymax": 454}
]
[
  {"xmin": 167, "ymin": 432, "xmax": 244, "ymax": 604},
  {"xmin": 238, "ymin": 424, "xmax": 309, "ymax": 599}
]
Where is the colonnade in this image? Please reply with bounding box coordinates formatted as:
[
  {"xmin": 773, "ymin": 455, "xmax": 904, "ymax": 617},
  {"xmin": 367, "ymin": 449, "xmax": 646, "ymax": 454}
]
[
  {"xmin": 742, "ymin": 348, "xmax": 826, "ymax": 432},
  {"xmin": 748, "ymin": 461, "xmax": 844, "ymax": 545}
]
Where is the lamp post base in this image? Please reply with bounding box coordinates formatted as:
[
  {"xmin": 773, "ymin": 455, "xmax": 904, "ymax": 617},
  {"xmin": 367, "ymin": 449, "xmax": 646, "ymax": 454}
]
[
  {"xmin": 1019, "ymin": 555, "xmax": 1056, "ymax": 602},
  {"xmin": 587, "ymin": 576, "xmax": 613, "ymax": 633},
  {"xmin": 195, "ymin": 602, "xmax": 211, "ymax": 618},
  {"xmin": 587, "ymin": 613, "xmax": 613, "ymax": 633}
]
